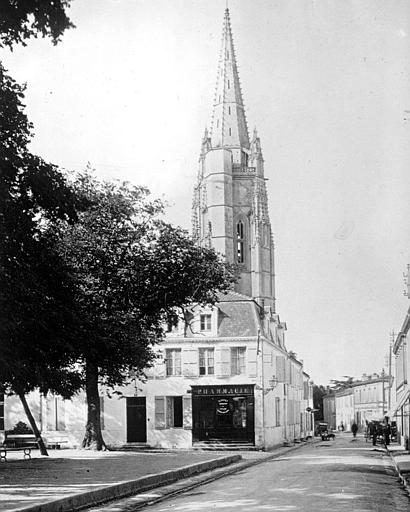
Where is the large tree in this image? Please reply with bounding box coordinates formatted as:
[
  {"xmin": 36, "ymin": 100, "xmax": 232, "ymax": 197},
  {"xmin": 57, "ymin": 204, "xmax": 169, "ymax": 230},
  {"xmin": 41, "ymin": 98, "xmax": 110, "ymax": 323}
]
[
  {"xmin": 0, "ymin": 0, "xmax": 74, "ymax": 49},
  {"xmin": 57, "ymin": 171, "xmax": 236, "ymax": 450},
  {"xmin": 0, "ymin": 64, "xmax": 84, "ymax": 454}
]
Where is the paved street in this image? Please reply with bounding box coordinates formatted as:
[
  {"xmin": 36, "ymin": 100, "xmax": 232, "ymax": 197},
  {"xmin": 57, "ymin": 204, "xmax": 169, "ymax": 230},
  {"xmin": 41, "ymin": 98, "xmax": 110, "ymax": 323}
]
[{"xmin": 95, "ymin": 434, "xmax": 409, "ymax": 512}]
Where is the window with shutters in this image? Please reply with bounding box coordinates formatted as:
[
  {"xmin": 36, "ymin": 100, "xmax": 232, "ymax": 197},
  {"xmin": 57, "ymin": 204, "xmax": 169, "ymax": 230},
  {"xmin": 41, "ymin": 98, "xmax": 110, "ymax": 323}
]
[
  {"xmin": 231, "ymin": 347, "xmax": 246, "ymax": 375},
  {"xmin": 199, "ymin": 348, "xmax": 214, "ymax": 375},
  {"xmin": 165, "ymin": 349, "xmax": 181, "ymax": 376},
  {"xmin": 155, "ymin": 396, "xmax": 183, "ymax": 428},
  {"xmin": 200, "ymin": 314, "xmax": 212, "ymax": 332}
]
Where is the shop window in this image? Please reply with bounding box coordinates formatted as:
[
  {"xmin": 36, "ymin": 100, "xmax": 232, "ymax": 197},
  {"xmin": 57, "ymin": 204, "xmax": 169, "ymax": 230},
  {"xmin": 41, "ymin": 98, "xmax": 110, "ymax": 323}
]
[
  {"xmin": 236, "ymin": 220, "xmax": 245, "ymax": 263},
  {"xmin": 231, "ymin": 347, "xmax": 246, "ymax": 375},
  {"xmin": 199, "ymin": 348, "xmax": 214, "ymax": 375},
  {"xmin": 200, "ymin": 314, "xmax": 212, "ymax": 332},
  {"xmin": 0, "ymin": 394, "xmax": 4, "ymax": 431},
  {"xmin": 155, "ymin": 396, "xmax": 183, "ymax": 428},
  {"xmin": 165, "ymin": 349, "xmax": 181, "ymax": 376}
]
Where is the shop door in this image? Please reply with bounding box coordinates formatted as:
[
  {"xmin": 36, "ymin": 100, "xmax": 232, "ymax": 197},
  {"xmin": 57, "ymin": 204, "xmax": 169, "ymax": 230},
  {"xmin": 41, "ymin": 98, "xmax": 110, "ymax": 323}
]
[{"xmin": 126, "ymin": 397, "xmax": 146, "ymax": 443}]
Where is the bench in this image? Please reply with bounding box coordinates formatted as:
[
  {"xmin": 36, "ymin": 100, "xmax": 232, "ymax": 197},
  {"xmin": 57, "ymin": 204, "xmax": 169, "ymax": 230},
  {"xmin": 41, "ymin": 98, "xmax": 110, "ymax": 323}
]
[
  {"xmin": 0, "ymin": 434, "xmax": 39, "ymax": 461},
  {"xmin": 43, "ymin": 435, "xmax": 69, "ymax": 449}
]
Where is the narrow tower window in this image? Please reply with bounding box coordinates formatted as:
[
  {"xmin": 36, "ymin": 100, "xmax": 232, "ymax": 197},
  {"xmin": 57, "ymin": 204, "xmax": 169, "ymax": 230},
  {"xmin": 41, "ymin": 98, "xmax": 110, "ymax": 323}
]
[
  {"xmin": 237, "ymin": 221, "xmax": 245, "ymax": 263},
  {"xmin": 228, "ymin": 79, "xmax": 230, "ymax": 89},
  {"xmin": 217, "ymin": 119, "xmax": 219, "ymax": 128},
  {"xmin": 228, "ymin": 106, "xmax": 231, "ymax": 115},
  {"xmin": 229, "ymin": 127, "xmax": 232, "ymax": 136}
]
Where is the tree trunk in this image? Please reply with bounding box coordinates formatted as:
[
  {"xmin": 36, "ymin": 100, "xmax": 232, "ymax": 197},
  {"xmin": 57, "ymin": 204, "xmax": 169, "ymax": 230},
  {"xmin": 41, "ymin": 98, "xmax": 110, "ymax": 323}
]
[
  {"xmin": 82, "ymin": 359, "xmax": 106, "ymax": 450},
  {"xmin": 17, "ymin": 391, "xmax": 49, "ymax": 456}
]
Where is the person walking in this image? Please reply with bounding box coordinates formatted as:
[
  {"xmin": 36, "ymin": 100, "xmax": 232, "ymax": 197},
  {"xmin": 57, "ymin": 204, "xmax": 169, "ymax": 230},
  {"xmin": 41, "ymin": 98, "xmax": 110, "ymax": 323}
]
[
  {"xmin": 351, "ymin": 422, "xmax": 358, "ymax": 438},
  {"xmin": 368, "ymin": 421, "xmax": 377, "ymax": 446},
  {"xmin": 383, "ymin": 417, "xmax": 391, "ymax": 446}
]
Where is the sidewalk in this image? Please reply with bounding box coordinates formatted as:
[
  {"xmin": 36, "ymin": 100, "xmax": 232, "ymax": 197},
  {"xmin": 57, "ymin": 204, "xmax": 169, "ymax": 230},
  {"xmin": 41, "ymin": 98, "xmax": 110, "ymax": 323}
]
[
  {"xmin": 0, "ymin": 442, "xmax": 313, "ymax": 512},
  {"xmin": 386, "ymin": 443, "xmax": 410, "ymax": 495}
]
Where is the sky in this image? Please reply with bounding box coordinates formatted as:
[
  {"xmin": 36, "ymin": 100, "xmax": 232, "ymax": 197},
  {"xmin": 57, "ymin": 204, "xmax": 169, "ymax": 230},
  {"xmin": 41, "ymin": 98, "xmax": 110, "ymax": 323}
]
[{"xmin": 3, "ymin": 0, "xmax": 410, "ymax": 385}]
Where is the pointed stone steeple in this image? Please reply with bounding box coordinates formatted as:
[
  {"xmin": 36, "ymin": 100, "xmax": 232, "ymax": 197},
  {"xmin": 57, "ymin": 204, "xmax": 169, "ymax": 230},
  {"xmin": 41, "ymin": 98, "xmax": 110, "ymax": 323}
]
[
  {"xmin": 210, "ymin": 8, "xmax": 249, "ymax": 152},
  {"xmin": 192, "ymin": 8, "xmax": 276, "ymax": 311}
]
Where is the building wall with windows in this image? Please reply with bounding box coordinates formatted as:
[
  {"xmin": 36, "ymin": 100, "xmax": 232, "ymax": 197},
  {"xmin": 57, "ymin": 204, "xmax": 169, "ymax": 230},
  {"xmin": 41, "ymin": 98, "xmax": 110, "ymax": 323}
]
[
  {"xmin": 352, "ymin": 375, "xmax": 388, "ymax": 430},
  {"xmin": 335, "ymin": 389, "xmax": 354, "ymax": 431}
]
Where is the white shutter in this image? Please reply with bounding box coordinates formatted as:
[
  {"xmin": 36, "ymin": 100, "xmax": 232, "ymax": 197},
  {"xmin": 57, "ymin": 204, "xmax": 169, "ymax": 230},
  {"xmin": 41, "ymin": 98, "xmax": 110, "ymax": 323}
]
[
  {"xmin": 183, "ymin": 349, "xmax": 199, "ymax": 377},
  {"xmin": 276, "ymin": 356, "xmax": 285, "ymax": 382},
  {"xmin": 155, "ymin": 397, "xmax": 166, "ymax": 429},
  {"xmin": 155, "ymin": 351, "xmax": 166, "ymax": 379},
  {"xmin": 216, "ymin": 348, "xmax": 230, "ymax": 377},
  {"xmin": 183, "ymin": 395, "xmax": 192, "ymax": 429},
  {"xmin": 247, "ymin": 347, "xmax": 258, "ymax": 377}
]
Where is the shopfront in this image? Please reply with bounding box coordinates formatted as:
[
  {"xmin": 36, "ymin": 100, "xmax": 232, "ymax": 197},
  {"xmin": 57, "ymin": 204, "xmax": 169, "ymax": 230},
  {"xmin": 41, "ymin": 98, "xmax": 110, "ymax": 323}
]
[{"xmin": 191, "ymin": 385, "xmax": 254, "ymax": 444}]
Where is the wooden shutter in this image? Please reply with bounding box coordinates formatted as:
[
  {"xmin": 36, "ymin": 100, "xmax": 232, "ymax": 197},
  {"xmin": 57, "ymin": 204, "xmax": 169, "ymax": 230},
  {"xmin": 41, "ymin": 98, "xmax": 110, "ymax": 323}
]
[
  {"xmin": 247, "ymin": 347, "xmax": 258, "ymax": 377},
  {"xmin": 183, "ymin": 395, "xmax": 192, "ymax": 429},
  {"xmin": 216, "ymin": 348, "xmax": 230, "ymax": 377},
  {"xmin": 155, "ymin": 351, "xmax": 166, "ymax": 379},
  {"xmin": 276, "ymin": 356, "xmax": 285, "ymax": 382},
  {"xmin": 56, "ymin": 398, "xmax": 66, "ymax": 431},
  {"xmin": 183, "ymin": 349, "xmax": 199, "ymax": 377},
  {"xmin": 155, "ymin": 397, "xmax": 166, "ymax": 429}
]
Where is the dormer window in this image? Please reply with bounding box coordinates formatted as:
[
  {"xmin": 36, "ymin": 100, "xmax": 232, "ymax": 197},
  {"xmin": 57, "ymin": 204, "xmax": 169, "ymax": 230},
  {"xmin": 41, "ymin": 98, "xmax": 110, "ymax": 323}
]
[
  {"xmin": 237, "ymin": 220, "xmax": 245, "ymax": 263},
  {"xmin": 200, "ymin": 314, "xmax": 212, "ymax": 331}
]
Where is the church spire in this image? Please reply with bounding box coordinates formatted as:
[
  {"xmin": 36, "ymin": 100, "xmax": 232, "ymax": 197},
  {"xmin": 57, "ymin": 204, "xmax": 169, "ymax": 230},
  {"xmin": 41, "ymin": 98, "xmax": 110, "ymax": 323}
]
[{"xmin": 210, "ymin": 8, "xmax": 249, "ymax": 150}]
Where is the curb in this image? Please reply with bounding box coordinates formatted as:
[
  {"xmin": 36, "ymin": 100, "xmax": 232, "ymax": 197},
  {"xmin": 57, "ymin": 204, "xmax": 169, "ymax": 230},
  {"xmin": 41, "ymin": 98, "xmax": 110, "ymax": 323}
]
[
  {"xmin": 12, "ymin": 455, "xmax": 241, "ymax": 512},
  {"xmin": 386, "ymin": 447, "xmax": 410, "ymax": 497}
]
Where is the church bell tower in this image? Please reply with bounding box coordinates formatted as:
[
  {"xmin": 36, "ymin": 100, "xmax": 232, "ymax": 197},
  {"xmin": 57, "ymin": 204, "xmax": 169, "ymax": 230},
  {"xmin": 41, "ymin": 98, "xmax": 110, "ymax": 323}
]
[{"xmin": 192, "ymin": 8, "xmax": 276, "ymax": 311}]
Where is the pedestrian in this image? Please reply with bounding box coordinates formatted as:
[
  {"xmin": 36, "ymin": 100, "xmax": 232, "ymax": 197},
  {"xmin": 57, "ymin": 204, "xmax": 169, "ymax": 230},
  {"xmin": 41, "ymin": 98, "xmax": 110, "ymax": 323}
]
[
  {"xmin": 369, "ymin": 421, "xmax": 377, "ymax": 446},
  {"xmin": 383, "ymin": 417, "xmax": 391, "ymax": 446},
  {"xmin": 351, "ymin": 422, "xmax": 358, "ymax": 438},
  {"xmin": 340, "ymin": 422, "xmax": 344, "ymax": 432}
]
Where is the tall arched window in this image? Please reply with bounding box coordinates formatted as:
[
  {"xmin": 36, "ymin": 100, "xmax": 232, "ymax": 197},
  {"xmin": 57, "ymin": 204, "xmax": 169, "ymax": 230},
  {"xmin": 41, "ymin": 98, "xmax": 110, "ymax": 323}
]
[{"xmin": 237, "ymin": 220, "xmax": 245, "ymax": 263}]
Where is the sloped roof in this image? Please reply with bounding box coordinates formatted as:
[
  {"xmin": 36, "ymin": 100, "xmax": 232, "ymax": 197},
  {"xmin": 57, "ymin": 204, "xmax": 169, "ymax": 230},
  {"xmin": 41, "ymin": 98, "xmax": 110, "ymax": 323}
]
[{"xmin": 216, "ymin": 290, "xmax": 255, "ymax": 303}]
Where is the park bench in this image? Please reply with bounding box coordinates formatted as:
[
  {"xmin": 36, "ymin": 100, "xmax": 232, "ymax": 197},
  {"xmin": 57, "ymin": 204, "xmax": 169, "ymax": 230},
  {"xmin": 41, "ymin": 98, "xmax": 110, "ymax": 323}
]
[
  {"xmin": 43, "ymin": 434, "xmax": 69, "ymax": 449},
  {"xmin": 0, "ymin": 433, "xmax": 39, "ymax": 461}
]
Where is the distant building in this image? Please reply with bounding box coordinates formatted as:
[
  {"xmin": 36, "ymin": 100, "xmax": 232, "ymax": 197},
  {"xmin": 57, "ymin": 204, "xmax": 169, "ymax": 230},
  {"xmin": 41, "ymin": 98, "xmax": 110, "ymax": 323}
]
[
  {"xmin": 335, "ymin": 388, "xmax": 354, "ymax": 431},
  {"xmin": 352, "ymin": 374, "xmax": 388, "ymax": 429}
]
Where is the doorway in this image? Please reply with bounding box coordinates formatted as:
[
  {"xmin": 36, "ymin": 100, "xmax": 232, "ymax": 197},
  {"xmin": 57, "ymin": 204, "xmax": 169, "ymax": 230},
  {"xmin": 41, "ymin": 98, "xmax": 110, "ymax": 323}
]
[{"xmin": 126, "ymin": 397, "xmax": 146, "ymax": 443}]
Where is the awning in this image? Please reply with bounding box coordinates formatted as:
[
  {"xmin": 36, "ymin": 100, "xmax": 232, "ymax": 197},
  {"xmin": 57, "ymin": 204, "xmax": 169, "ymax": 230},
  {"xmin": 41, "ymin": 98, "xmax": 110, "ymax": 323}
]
[{"xmin": 388, "ymin": 389, "xmax": 410, "ymax": 418}]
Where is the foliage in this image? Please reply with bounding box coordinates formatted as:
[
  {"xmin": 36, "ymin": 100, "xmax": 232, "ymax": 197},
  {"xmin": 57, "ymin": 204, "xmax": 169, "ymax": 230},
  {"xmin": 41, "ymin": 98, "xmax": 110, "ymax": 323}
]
[
  {"xmin": 8, "ymin": 421, "xmax": 32, "ymax": 434},
  {"xmin": 0, "ymin": 0, "xmax": 74, "ymax": 49},
  {"xmin": 330, "ymin": 376, "xmax": 355, "ymax": 391},
  {"xmin": 313, "ymin": 384, "xmax": 326, "ymax": 421},
  {"xmin": 57, "ymin": 170, "xmax": 236, "ymax": 448},
  {"xmin": 0, "ymin": 63, "xmax": 82, "ymax": 399}
]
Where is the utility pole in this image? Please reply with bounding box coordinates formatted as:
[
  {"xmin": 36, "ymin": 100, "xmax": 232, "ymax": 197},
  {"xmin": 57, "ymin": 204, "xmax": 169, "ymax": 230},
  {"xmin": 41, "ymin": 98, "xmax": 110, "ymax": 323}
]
[{"xmin": 381, "ymin": 368, "xmax": 386, "ymax": 416}]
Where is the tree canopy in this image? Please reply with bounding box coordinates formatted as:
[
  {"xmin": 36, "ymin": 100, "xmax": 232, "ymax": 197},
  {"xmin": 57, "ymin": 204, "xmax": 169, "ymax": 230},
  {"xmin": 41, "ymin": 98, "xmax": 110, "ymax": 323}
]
[
  {"xmin": 57, "ymin": 171, "xmax": 236, "ymax": 449},
  {"xmin": 0, "ymin": 0, "xmax": 74, "ymax": 49}
]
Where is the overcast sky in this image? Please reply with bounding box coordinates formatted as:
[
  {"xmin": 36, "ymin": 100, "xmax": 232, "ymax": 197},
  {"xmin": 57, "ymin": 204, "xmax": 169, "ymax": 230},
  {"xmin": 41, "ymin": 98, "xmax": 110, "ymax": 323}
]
[{"xmin": 3, "ymin": 0, "xmax": 410, "ymax": 385}]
